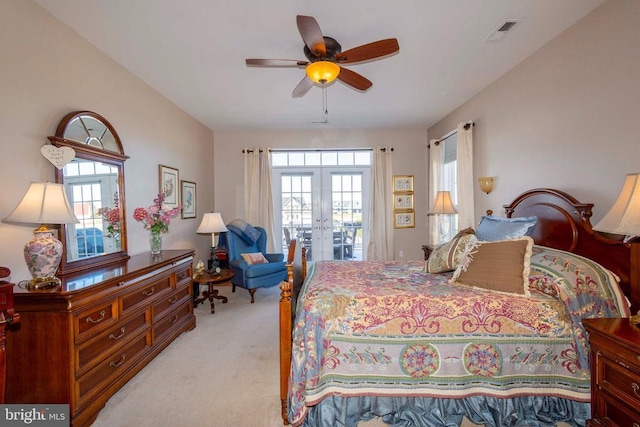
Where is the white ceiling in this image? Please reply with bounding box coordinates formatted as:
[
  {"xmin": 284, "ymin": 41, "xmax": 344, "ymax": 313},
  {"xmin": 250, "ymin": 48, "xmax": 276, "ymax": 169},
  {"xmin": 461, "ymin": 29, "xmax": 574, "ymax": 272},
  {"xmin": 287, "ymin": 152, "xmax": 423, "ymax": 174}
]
[{"xmin": 34, "ymin": 0, "xmax": 605, "ymax": 131}]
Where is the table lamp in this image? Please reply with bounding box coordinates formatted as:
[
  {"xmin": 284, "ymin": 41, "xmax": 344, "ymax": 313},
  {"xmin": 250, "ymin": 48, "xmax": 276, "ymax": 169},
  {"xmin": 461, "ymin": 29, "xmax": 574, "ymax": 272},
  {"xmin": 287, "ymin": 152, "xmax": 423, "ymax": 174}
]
[
  {"xmin": 593, "ymin": 173, "xmax": 640, "ymax": 320},
  {"xmin": 3, "ymin": 182, "xmax": 79, "ymax": 289},
  {"xmin": 196, "ymin": 212, "xmax": 228, "ymax": 272},
  {"xmin": 429, "ymin": 190, "xmax": 458, "ymax": 244}
]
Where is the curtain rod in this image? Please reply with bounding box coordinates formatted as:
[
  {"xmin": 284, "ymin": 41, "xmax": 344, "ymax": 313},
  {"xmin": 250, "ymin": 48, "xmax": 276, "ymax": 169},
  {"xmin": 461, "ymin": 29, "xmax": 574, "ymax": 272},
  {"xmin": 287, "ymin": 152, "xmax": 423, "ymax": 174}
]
[
  {"xmin": 428, "ymin": 121, "xmax": 475, "ymax": 148},
  {"xmin": 242, "ymin": 147, "xmax": 394, "ymax": 153}
]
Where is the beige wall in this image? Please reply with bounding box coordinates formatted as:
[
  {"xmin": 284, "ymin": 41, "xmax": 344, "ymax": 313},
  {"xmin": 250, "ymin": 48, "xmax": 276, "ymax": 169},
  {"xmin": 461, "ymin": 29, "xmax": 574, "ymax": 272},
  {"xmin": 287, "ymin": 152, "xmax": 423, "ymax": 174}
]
[
  {"xmin": 0, "ymin": 0, "xmax": 215, "ymax": 281},
  {"xmin": 428, "ymin": 0, "xmax": 640, "ymax": 224},
  {"xmin": 213, "ymin": 129, "xmax": 428, "ymax": 260}
]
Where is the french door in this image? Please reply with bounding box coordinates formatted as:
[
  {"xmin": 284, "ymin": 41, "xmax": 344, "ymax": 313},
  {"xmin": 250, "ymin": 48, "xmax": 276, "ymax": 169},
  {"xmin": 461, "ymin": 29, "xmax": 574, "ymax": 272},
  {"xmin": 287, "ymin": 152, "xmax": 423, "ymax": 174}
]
[{"xmin": 274, "ymin": 167, "xmax": 369, "ymax": 262}]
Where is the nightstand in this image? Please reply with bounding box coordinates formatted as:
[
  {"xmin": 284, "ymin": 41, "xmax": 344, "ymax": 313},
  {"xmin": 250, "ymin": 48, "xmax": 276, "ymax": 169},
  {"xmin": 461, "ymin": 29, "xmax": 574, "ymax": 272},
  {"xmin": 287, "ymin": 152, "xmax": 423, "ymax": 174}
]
[{"xmin": 583, "ymin": 318, "xmax": 640, "ymax": 425}]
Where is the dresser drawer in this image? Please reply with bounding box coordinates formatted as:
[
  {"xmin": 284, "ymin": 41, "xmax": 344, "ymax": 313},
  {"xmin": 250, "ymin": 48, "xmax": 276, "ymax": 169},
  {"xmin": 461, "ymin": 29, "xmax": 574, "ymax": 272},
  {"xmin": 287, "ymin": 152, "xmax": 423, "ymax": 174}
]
[
  {"xmin": 599, "ymin": 353, "xmax": 640, "ymax": 406},
  {"xmin": 120, "ymin": 274, "xmax": 172, "ymax": 315},
  {"xmin": 76, "ymin": 308, "xmax": 150, "ymax": 375},
  {"xmin": 76, "ymin": 332, "xmax": 151, "ymax": 409},
  {"xmin": 74, "ymin": 299, "xmax": 118, "ymax": 343},
  {"xmin": 152, "ymin": 285, "xmax": 191, "ymax": 321},
  {"xmin": 598, "ymin": 391, "xmax": 640, "ymax": 426},
  {"xmin": 153, "ymin": 302, "xmax": 191, "ymax": 344},
  {"xmin": 175, "ymin": 264, "xmax": 192, "ymax": 286}
]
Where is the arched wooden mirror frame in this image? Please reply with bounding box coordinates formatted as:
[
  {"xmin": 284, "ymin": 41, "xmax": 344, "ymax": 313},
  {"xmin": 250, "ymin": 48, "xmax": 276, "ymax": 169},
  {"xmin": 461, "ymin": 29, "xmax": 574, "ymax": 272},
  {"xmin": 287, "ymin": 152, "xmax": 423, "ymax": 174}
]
[{"xmin": 49, "ymin": 111, "xmax": 130, "ymax": 275}]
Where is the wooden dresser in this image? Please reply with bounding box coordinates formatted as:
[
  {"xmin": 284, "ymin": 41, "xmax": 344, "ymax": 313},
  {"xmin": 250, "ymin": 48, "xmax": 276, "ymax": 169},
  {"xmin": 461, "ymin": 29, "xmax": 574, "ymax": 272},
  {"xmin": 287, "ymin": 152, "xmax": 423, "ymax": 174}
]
[
  {"xmin": 583, "ymin": 318, "xmax": 640, "ymax": 426},
  {"xmin": 5, "ymin": 249, "xmax": 196, "ymax": 427},
  {"xmin": 1, "ymin": 268, "xmax": 20, "ymax": 403}
]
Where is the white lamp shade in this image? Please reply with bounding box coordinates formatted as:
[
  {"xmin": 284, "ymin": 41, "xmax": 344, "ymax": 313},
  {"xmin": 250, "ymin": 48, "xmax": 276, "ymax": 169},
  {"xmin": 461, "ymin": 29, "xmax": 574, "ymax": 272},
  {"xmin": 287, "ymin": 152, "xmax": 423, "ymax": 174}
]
[
  {"xmin": 4, "ymin": 182, "xmax": 78, "ymax": 225},
  {"xmin": 196, "ymin": 213, "xmax": 228, "ymax": 234},
  {"xmin": 429, "ymin": 191, "xmax": 458, "ymax": 215},
  {"xmin": 593, "ymin": 173, "xmax": 640, "ymax": 236}
]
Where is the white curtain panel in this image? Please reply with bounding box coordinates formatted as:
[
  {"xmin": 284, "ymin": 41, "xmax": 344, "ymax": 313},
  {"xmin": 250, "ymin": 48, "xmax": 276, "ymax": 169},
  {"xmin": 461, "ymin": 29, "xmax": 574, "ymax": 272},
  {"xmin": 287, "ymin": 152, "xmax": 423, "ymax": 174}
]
[
  {"xmin": 367, "ymin": 146, "xmax": 394, "ymax": 261},
  {"xmin": 428, "ymin": 140, "xmax": 443, "ymax": 246},
  {"xmin": 243, "ymin": 148, "xmax": 276, "ymax": 252},
  {"xmin": 456, "ymin": 123, "xmax": 475, "ymax": 230}
]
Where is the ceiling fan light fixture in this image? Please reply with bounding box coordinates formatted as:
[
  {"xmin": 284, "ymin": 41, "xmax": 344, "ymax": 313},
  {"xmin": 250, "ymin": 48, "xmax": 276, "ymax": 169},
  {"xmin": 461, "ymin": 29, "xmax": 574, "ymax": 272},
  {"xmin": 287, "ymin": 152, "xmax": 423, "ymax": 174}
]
[{"xmin": 306, "ymin": 61, "xmax": 340, "ymax": 84}]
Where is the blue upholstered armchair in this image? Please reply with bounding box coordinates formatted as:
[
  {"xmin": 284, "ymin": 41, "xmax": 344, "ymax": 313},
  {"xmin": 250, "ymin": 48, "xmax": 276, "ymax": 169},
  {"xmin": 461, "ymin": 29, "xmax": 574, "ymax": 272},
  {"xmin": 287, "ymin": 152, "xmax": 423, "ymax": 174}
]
[{"xmin": 217, "ymin": 222, "xmax": 287, "ymax": 303}]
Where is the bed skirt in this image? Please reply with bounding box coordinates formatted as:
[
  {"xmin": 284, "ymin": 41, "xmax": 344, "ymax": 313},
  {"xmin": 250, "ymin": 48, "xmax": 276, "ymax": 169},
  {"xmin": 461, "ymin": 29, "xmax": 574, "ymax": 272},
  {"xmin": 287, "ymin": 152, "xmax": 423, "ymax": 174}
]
[{"xmin": 301, "ymin": 395, "xmax": 589, "ymax": 427}]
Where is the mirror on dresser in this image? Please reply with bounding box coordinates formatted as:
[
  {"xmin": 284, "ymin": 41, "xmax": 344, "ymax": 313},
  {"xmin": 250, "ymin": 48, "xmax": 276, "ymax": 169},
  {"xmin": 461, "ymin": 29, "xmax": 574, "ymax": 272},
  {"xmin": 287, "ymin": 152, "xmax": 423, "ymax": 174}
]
[{"xmin": 49, "ymin": 111, "xmax": 130, "ymax": 275}]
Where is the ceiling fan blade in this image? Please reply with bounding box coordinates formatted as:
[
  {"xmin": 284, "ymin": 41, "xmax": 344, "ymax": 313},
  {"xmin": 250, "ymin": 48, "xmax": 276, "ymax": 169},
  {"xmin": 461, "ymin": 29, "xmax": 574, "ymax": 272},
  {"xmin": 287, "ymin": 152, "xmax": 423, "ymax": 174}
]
[
  {"xmin": 296, "ymin": 15, "xmax": 326, "ymax": 57},
  {"xmin": 292, "ymin": 77, "xmax": 314, "ymax": 98},
  {"xmin": 335, "ymin": 38, "xmax": 399, "ymax": 64},
  {"xmin": 336, "ymin": 67, "xmax": 373, "ymax": 92},
  {"xmin": 246, "ymin": 58, "xmax": 308, "ymax": 67}
]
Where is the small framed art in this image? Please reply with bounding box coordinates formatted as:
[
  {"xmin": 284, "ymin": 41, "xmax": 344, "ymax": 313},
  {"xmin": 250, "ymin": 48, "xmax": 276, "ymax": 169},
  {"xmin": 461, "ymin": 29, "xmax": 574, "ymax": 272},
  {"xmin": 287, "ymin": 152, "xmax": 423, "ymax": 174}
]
[
  {"xmin": 394, "ymin": 193, "xmax": 414, "ymax": 210},
  {"xmin": 394, "ymin": 211, "xmax": 415, "ymax": 229},
  {"xmin": 159, "ymin": 164, "xmax": 179, "ymax": 208},
  {"xmin": 181, "ymin": 180, "xmax": 196, "ymax": 219},
  {"xmin": 393, "ymin": 175, "xmax": 414, "ymax": 193}
]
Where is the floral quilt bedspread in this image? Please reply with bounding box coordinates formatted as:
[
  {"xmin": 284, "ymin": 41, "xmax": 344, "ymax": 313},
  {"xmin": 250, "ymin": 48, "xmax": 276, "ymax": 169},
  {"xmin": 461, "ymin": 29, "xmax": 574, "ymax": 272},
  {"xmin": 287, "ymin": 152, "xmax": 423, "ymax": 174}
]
[{"xmin": 288, "ymin": 246, "xmax": 629, "ymax": 426}]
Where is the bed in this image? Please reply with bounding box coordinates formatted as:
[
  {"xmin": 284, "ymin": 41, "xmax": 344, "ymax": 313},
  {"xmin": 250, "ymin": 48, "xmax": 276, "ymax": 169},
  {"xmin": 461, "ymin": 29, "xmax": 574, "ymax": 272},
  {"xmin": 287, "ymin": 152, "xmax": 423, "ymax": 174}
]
[{"xmin": 279, "ymin": 188, "xmax": 637, "ymax": 427}]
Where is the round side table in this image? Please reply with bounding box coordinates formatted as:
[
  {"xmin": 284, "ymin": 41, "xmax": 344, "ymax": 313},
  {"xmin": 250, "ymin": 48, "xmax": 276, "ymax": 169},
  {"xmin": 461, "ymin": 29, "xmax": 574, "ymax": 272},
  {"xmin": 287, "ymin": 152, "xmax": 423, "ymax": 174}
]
[{"xmin": 193, "ymin": 269, "xmax": 235, "ymax": 314}]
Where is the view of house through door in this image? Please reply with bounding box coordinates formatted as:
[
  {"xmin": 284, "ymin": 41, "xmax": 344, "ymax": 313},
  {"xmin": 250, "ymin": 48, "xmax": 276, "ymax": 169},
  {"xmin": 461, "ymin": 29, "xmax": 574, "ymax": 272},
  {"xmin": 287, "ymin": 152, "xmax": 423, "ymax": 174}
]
[{"xmin": 272, "ymin": 150, "xmax": 371, "ymax": 262}]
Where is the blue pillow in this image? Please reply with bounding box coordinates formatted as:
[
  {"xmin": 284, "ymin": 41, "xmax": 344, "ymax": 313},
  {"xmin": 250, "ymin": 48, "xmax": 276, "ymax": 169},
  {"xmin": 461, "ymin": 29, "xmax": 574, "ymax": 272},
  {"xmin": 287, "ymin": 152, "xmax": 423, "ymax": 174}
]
[
  {"xmin": 227, "ymin": 219, "xmax": 261, "ymax": 245},
  {"xmin": 475, "ymin": 215, "xmax": 537, "ymax": 242}
]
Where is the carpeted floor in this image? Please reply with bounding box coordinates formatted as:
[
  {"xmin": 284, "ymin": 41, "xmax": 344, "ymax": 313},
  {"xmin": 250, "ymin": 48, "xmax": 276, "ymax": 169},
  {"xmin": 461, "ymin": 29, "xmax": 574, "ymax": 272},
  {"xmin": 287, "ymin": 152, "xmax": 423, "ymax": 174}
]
[{"xmin": 91, "ymin": 283, "xmax": 284, "ymax": 426}]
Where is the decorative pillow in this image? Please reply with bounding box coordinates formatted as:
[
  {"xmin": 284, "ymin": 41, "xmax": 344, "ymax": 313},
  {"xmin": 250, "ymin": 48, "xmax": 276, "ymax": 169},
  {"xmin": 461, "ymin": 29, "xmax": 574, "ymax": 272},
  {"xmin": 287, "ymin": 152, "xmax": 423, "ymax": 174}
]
[
  {"xmin": 451, "ymin": 237, "xmax": 534, "ymax": 296},
  {"xmin": 425, "ymin": 234, "xmax": 478, "ymax": 273},
  {"xmin": 241, "ymin": 252, "xmax": 269, "ymax": 265},
  {"xmin": 475, "ymin": 215, "xmax": 537, "ymax": 242},
  {"xmin": 227, "ymin": 219, "xmax": 261, "ymax": 245}
]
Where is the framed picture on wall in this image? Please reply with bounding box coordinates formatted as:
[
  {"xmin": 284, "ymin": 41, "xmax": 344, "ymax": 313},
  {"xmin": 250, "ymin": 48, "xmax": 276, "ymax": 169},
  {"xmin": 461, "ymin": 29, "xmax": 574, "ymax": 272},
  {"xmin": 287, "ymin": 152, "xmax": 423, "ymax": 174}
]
[
  {"xmin": 394, "ymin": 193, "xmax": 414, "ymax": 210},
  {"xmin": 181, "ymin": 180, "xmax": 196, "ymax": 219},
  {"xmin": 159, "ymin": 164, "xmax": 180, "ymax": 208},
  {"xmin": 393, "ymin": 175, "xmax": 414, "ymax": 193},
  {"xmin": 394, "ymin": 211, "xmax": 415, "ymax": 229}
]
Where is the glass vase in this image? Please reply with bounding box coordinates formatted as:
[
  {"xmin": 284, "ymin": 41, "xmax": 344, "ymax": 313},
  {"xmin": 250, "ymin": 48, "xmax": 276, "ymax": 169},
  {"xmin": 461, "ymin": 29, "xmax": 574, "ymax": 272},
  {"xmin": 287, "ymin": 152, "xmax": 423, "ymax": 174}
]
[{"xmin": 150, "ymin": 231, "xmax": 162, "ymax": 255}]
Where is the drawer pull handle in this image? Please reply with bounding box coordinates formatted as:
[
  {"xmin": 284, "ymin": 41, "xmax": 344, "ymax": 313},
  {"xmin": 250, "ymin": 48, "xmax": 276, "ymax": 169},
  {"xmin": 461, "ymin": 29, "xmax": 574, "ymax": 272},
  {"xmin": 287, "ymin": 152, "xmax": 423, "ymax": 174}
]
[
  {"xmin": 109, "ymin": 327, "xmax": 126, "ymax": 340},
  {"xmin": 86, "ymin": 310, "xmax": 106, "ymax": 324},
  {"xmin": 169, "ymin": 315, "xmax": 179, "ymax": 323},
  {"xmin": 178, "ymin": 272, "xmax": 187, "ymax": 280},
  {"xmin": 118, "ymin": 281, "xmax": 125, "ymax": 286},
  {"xmin": 109, "ymin": 354, "xmax": 126, "ymax": 368},
  {"xmin": 168, "ymin": 295, "xmax": 178, "ymax": 304},
  {"xmin": 143, "ymin": 287, "xmax": 155, "ymax": 296},
  {"xmin": 633, "ymin": 383, "xmax": 640, "ymax": 399}
]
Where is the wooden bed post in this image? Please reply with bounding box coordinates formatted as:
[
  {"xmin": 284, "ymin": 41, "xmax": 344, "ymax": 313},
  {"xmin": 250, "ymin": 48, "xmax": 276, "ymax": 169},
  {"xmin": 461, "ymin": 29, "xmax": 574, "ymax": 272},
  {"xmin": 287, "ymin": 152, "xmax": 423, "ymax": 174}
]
[
  {"xmin": 279, "ymin": 240, "xmax": 296, "ymax": 425},
  {"xmin": 279, "ymin": 240, "xmax": 307, "ymax": 425}
]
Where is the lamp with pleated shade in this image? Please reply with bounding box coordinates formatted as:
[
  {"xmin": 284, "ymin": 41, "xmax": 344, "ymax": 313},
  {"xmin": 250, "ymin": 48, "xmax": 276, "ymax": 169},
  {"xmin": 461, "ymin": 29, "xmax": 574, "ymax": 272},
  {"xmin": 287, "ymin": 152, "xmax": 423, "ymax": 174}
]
[
  {"xmin": 429, "ymin": 191, "xmax": 458, "ymax": 215},
  {"xmin": 3, "ymin": 182, "xmax": 79, "ymax": 289},
  {"xmin": 196, "ymin": 212, "xmax": 228, "ymax": 273},
  {"xmin": 593, "ymin": 173, "xmax": 640, "ymax": 237},
  {"xmin": 593, "ymin": 173, "xmax": 640, "ymax": 320}
]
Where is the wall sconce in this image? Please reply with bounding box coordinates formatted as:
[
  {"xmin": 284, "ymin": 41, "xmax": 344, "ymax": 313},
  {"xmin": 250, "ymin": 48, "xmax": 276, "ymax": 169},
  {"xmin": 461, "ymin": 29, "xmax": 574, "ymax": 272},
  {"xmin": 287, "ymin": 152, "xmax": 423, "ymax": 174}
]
[{"xmin": 478, "ymin": 177, "xmax": 494, "ymax": 194}]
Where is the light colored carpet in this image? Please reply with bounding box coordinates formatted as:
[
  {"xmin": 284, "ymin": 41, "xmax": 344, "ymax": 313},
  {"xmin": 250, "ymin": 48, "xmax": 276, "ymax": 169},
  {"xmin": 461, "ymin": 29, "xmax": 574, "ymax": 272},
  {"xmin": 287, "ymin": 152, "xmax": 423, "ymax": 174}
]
[
  {"xmin": 91, "ymin": 282, "xmax": 572, "ymax": 427},
  {"xmin": 91, "ymin": 283, "xmax": 284, "ymax": 427}
]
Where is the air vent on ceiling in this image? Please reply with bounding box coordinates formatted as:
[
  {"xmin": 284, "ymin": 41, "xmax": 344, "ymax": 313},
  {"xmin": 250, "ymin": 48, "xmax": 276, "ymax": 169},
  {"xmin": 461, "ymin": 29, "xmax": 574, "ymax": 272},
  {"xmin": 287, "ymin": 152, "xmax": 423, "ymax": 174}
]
[{"xmin": 484, "ymin": 19, "xmax": 522, "ymax": 43}]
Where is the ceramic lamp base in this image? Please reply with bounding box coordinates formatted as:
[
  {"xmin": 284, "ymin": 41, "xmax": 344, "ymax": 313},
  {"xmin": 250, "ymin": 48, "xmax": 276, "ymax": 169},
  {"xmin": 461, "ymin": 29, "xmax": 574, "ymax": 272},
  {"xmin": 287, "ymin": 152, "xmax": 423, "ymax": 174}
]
[{"xmin": 24, "ymin": 227, "xmax": 63, "ymax": 288}]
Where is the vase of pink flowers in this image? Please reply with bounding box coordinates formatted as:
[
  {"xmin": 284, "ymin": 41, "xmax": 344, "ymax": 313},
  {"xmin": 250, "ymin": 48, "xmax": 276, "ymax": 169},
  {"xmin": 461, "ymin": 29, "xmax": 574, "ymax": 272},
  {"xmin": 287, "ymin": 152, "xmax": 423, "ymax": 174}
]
[
  {"xmin": 133, "ymin": 192, "xmax": 181, "ymax": 255},
  {"xmin": 97, "ymin": 193, "xmax": 122, "ymax": 250}
]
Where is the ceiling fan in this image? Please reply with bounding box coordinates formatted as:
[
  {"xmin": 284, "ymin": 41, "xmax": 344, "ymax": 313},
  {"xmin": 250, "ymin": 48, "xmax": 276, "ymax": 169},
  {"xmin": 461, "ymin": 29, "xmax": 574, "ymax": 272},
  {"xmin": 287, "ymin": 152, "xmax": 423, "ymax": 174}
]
[{"xmin": 246, "ymin": 15, "xmax": 399, "ymax": 98}]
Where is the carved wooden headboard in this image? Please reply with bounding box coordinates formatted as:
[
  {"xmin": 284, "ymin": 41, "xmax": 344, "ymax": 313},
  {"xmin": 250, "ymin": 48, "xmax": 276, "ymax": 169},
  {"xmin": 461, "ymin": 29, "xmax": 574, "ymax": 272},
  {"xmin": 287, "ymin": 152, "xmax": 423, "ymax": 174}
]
[{"xmin": 504, "ymin": 188, "xmax": 636, "ymax": 311}]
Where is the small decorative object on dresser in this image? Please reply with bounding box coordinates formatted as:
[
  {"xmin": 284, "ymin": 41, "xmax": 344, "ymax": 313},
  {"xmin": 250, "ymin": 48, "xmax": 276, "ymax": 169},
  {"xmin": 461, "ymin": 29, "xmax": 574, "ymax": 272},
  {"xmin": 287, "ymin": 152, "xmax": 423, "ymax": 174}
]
[{"xmin": 583, "ymin": 318, "xmax": 640, "ymax": 425}]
